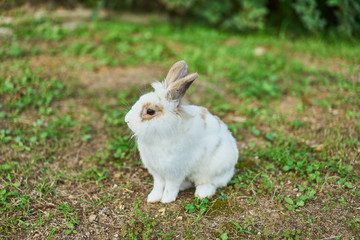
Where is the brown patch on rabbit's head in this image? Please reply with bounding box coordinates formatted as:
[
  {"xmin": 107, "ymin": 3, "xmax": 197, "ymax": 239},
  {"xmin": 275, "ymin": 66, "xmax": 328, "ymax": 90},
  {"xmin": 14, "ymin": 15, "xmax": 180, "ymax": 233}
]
[{"xmin": 140, "ymin": 102, "xmax": 164, "ymax": 122}]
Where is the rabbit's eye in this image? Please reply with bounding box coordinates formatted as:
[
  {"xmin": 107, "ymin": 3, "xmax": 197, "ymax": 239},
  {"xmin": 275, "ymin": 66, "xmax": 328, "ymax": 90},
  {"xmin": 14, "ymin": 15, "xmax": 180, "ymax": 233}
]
[{"xmin": 146, "ymin": 109, "xmax": 155, "ymax": 115}]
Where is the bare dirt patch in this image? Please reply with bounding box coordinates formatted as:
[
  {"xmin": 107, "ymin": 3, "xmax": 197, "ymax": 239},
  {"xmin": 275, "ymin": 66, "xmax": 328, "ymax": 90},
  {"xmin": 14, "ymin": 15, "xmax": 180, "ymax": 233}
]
[
  {"xmin": 291, "ymin": 53, "xmax": 360, "ymax": 82},
  {"xmin": 273, "ymin": 94, "xmax": 360, "ymax": 169},
  {"xmin": 24, "ymin": 53, "xmax": 166, "ymax": 92},
  {"xmin": 79, "ymin": 65, "xmax": 165, "ymax": 91}
]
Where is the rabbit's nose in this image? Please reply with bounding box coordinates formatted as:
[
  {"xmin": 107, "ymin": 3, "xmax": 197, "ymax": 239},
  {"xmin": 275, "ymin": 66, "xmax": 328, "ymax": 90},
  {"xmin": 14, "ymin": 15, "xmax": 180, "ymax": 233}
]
[{"xmin": 124, "ymin": 113, "xmax": 130, "ymax": 123}]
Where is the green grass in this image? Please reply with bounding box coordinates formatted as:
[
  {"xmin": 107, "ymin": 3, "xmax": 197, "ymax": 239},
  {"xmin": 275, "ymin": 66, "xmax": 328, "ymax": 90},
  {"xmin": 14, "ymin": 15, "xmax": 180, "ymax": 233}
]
[{"xmin": 0, "ymin": 7, "xmax": 359, "ymax": 239}]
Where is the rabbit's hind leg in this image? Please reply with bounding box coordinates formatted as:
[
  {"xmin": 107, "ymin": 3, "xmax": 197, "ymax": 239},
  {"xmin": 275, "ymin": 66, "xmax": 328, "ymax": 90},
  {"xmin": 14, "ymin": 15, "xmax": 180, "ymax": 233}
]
[
  {"xmin": 213, "ymin": 167, "xmax": 235, "ymax": 189},
  {"xmin": 195, "ymin": 184, "xmax": 216, "ymax": 199}
]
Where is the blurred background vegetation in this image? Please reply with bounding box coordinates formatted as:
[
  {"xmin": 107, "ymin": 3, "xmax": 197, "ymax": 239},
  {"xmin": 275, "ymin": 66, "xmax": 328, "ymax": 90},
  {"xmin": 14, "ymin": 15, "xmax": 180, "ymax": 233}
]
[{"xmin": 1, "ymin": 0, "xmax": 360, "ymax": 37}]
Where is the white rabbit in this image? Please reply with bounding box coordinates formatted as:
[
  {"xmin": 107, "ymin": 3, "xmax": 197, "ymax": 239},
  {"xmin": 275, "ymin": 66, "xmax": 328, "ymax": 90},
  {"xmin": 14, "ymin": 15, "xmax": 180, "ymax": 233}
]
[{"xmin": 125, "ymin": 60, "xmax": 239, "ymax": 203}]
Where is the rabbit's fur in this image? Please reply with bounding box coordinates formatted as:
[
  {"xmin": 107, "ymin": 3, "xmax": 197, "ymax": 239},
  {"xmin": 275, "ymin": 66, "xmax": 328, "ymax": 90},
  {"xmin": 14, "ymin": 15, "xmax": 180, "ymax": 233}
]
[{"xmin": 125, "ymin": 61, "xmax": 239, "ymax": 203}]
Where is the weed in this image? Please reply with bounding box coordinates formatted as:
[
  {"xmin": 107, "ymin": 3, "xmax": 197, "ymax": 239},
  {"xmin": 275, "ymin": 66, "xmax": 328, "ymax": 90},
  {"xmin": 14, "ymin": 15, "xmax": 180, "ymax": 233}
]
[
  {"xmin": 182, "ymin": 197, "xmax": 210, "ymax": 215},
  {"xmin": 232, "ymin": 222, "xmax": 253, "ymax": 235},
  {"xmin": 0, "ymin": 68, "xmax": 69, "ymax": 114}
]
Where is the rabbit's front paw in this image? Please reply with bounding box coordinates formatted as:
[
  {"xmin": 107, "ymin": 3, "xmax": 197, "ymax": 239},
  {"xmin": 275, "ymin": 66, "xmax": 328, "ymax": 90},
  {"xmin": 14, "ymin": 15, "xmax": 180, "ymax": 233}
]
[
  {"xmin": 161, "ymin": 187, "xmax": 180, "ymax": 203},
  {"xmin": 161, "ymin": 181, "xmax": 181, "ymax": 203},
  {"xmin": 161, "ymin": 192, "xmax": 177, "ymax": 203},
  {"xmin": 147, "ymin": 189, "xmax": 163, "ymax": 203}
]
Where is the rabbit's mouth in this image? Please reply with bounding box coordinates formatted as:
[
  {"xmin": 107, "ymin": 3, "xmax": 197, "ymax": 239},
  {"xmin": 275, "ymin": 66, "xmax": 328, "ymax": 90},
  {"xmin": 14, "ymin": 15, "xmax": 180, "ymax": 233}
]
[
  {"xmin": 124, "ymin": 113, "xmax": 134, "ymax": 131},
  {"xmin": 125, "ymin": 121, "xmax": 135, "ymax": 133}
]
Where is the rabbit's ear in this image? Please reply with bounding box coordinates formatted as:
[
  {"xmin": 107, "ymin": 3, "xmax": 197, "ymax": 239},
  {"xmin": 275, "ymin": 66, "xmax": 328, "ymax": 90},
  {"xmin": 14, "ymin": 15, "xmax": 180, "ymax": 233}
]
[
  {"xmin": 166, "ymin": 73, "xmax": 199, "ymax": 101},
  {"xmin": 164, "ymin": 60, "xmax": 188, "ymax": 88}
]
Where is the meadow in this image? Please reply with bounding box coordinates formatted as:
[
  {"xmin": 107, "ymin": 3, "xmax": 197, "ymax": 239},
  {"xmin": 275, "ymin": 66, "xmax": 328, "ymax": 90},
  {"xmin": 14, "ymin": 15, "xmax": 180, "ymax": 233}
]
[{"xmin": 0, "ymin": 6, "xmax": 359, "ymax": 239}]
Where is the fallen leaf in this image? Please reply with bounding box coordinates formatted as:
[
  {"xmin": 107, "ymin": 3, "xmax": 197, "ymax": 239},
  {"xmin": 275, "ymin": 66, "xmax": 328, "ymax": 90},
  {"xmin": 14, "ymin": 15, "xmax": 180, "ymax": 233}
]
[
  {"xmin": 158, "ymin": 207, "xmax": 166, "ymax": 215},
  {"xmin": 227, "ymin": 116, "xmax": 247, "ymax": 122},
  {"xmin": 254, "ymin": 46, "xmax": 266, "ymax": 56},
  {"xmin": 89, "ymin": 214, "xmax": 97, "ymax": 222},
  {"xmin": 301, "ymin": 96, "xmax": 314, "ymax": 106},
  {"xmin": 310, "ymin": 144, "xmax": 325, "ymax": 151}
]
